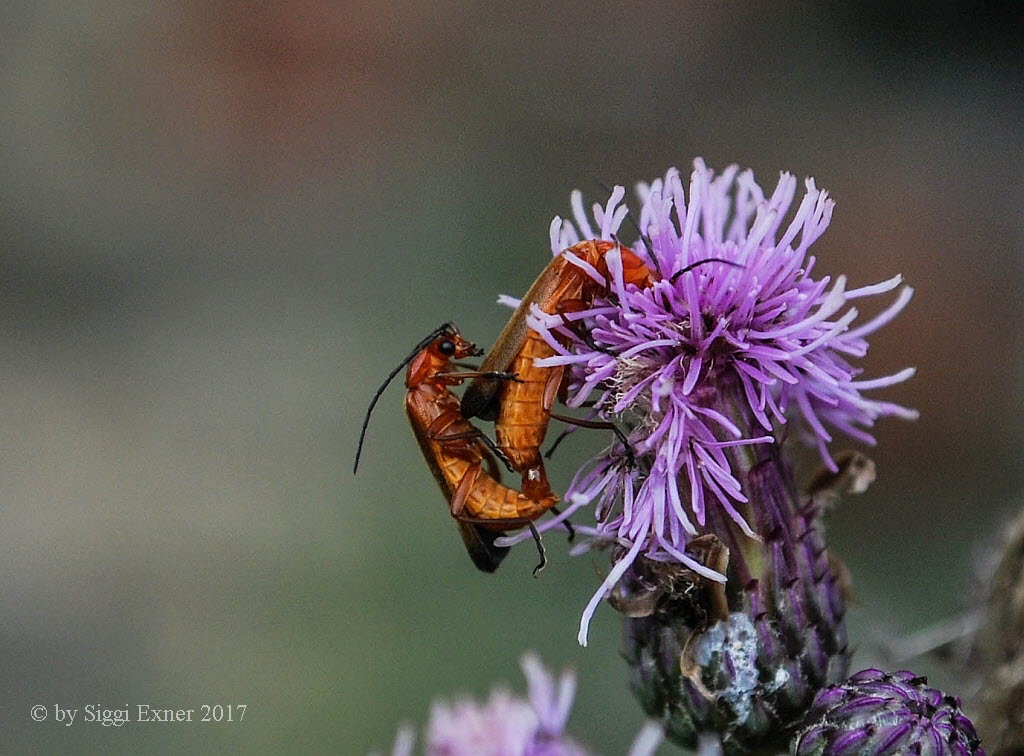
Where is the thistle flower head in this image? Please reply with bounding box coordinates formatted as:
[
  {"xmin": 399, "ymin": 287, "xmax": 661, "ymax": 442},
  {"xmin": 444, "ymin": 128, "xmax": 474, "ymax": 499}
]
[
  {"xmin": 792, "ymin": 668, "xmax": 985, "ymax": 755},
  {"xmin": 381, "ymin": 654, "xmax": 590, "ymax": 756},
  {"xmin": 527, "ymin": 160, "xmax": 917, "ymax": 644}
]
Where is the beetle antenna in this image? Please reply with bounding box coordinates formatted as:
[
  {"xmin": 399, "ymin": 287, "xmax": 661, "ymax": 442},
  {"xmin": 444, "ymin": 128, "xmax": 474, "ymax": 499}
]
[
  {"xmin": 668, "ymin": 257, "xmax": 744, "ymax": 284},
  {"xmin": 354, "ymin": 323, "xmax": 453, "ymax": 474}
]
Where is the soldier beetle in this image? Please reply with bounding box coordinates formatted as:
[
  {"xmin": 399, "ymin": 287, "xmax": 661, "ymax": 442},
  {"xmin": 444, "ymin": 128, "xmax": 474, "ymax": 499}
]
[
  {"xmin": 460, "ymin": 240, "xmax": 655, "ymax": 496},
  {"xmin": 461, "ymin": 240, "xmax": 742, "ymax": 491},
  {"xmin": 354, "ymin": 323, "xmax": 559, "ymax": 574}
]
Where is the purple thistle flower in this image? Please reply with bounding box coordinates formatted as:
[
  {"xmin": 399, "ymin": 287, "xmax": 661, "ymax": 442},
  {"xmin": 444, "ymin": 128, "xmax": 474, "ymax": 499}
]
[
  {"xmin": 520, "ymin": 160, "xmax": 917, "ymax": 644},
  {"xmin": 379, "ymin": 654, "xmax": 591, "ymax": 756},
  {"xmin": 792, "ymin": 668, "xmax": 985, "ymax": 755}
]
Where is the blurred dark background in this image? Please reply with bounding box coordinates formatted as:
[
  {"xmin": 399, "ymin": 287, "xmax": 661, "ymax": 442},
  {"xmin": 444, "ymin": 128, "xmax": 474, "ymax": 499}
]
[{"xmin": 2, "ymin": 2, "xmax": 1020, "ymax": 753}]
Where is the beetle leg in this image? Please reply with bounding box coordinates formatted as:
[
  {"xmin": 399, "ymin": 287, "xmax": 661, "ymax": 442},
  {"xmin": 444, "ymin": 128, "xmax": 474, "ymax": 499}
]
[
  {"xmin": 543, "ymin": 427, "xmax": 574, "ymax": 460},
  {"xmin": 548, "ymin": 410, "xmax": 636, "ymax": 468},
  {"xmin": 543, "ymin": 364, "xmax": 583, "ymax": 460},
  {"xmin": 438, "ymin": 428, "xmax": 514, "ymax": 475},
  {"xmin": 435, "ymin": 370, "xmax": 523, "ymax": 384},
  {"xmin": 481, "ymin": 447, "xmax": 502, "ymax": 481},
  {"xmin": 529, "ymin": 522, "xmax": 547, "ymax": 578},
  {"xmin": 549, "ymin": 505, "xmax": 575, "ymax": 542},
  {"xmin": 452, "ymin": 513, "xmax": 549, "ymax": 579},
  {"xmin": 426, "ymin": 410, "xmax": 475, "ymax": 442},
  {"xmin": 479, "ymin": 433, "xmax": 515, "ymax": 474},
  {"xmin": 426, "ymin": 411, "xmax": 515, "ymax": 474}
]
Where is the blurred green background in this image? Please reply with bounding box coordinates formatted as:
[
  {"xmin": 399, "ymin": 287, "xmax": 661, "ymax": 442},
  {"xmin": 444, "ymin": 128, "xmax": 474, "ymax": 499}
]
[{"xmin": 2, "ymin": 2, "xmax": 1020, "ymax": 753}]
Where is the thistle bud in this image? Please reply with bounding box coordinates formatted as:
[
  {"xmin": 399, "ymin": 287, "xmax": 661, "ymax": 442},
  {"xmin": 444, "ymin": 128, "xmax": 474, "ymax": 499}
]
[{"xmin": 792, "ymin": 668, "xmax": 984, "ymax": 756}]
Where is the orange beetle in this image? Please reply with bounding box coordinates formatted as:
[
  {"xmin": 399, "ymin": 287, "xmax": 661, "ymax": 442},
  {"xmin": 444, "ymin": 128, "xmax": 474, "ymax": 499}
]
[
  {"xmin": 461, "ymin": 240, "xmax": 656, "ymax": 496},
  {"xmin": 355, "ymin": 323, "xmax": 558, "ymax": 574}
]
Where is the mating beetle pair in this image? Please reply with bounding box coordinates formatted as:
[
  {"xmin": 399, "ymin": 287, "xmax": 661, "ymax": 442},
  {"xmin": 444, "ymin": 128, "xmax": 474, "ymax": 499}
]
[{"xmin": 356, "ymin": 240, "xmax": 699, "ymax": 573}]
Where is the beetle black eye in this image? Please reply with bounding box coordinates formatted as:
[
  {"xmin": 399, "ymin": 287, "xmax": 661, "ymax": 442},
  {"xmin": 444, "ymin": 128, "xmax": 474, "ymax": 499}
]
[{"xmin": 439, "ymin": 339, "xmax": 456, "ymax": 356}]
